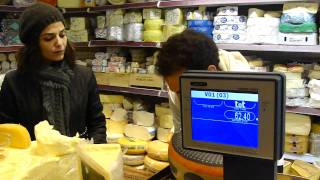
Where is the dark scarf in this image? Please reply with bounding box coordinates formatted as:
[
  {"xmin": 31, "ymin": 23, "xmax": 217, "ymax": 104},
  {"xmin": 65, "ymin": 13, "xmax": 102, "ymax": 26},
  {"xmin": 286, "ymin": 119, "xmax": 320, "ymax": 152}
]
[{"xmin": 38, "ymin": 61, "xmax": 74, "ymax": 136}]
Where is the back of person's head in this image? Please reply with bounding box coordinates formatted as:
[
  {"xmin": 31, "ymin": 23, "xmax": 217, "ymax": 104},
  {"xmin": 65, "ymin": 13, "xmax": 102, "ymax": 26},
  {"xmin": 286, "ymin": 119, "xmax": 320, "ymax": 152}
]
[
  {"xmin": 17, "ymin": 2, "xmax": 75, "ymax": 72},
  {"xmin": 156, "ymin": 29, "xmax": 219, "ymax": 77}
]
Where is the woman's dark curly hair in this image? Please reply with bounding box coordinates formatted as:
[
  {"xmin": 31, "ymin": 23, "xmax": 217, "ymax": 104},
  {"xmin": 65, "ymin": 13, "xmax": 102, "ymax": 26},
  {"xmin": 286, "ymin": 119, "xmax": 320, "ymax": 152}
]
[
  {"xmin": 17, "ymin": 40, "xmax": 75, "ymax": 73},
  {"xmin": 156, "ymin": 29, "xmax": 219, "ymax": 76}
]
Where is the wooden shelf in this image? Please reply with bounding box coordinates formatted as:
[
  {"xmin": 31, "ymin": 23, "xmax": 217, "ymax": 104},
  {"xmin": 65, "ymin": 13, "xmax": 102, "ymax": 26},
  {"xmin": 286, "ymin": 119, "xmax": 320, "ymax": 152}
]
[
  {"xmin": 286, "ymin": 106, "xmax": 320, "ymax": 116},
  {"xmin": 0, "ymin": 5, "xmax": 25, "ymax": 12},
  {"xmin": 0, "ymin": 45, "xmax": 23, "ymax": 52},
  {"xmin": 89, "ymin": 1, "xmax": 158, "ymax": 11},
  {"xmin": 159, "ymin": 0, "xmax": 310, "ymax": 8},
  {"xmin": 89, "ymin": 40, "xmax": 162, "ymax": 48},
  {"xmin": 98, "ymin": 85, "xmax": 168, "ymax": 98}
]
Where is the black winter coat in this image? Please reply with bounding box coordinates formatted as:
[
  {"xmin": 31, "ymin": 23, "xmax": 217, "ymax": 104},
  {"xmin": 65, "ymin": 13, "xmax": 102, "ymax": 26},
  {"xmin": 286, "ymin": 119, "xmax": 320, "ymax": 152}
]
[{"xmin": 0, "ymin": 65, "xmax": 106, "ymax": 143}]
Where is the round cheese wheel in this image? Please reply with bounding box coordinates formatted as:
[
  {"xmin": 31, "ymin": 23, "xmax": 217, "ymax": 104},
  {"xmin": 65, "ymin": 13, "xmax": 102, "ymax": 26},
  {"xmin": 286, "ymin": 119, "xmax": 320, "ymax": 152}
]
[
  {"xmin": 144, "ymin": 155, "xmax": 169, "ymax": 172},
  {"xmin": 147, "ymin": 140, "xmax": 168, "ymax": 161},
  {"xmin": 123, "ymin": 154, "xmax": 145, "ymax": 166},
  {"xmin": 118, "ymin": 137, "xmax": 148, "ymax": 155},
  {"xmin": 144, "ymin": 19, "xmax": 164, "ymax": 30},
  {"xmin": 143, "ymin": 30, "xmax": 163, "ymax": 42}
]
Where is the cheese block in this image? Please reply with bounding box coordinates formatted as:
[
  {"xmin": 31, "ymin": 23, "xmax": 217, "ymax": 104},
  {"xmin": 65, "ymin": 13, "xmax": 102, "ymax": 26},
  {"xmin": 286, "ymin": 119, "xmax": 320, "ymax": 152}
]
[
  {"xmin": 106, "ymin": 119, "xmax": 128, "ymax": 134},
  {"xmin": 157, "ymin": 127, "xmax": 173, "ymax": 143},
  {"xmin": 66, "ymin": 30, "xmax": 88, "ymax": 42},
  {"xmin": 111, "ymin": 108, "xmax": 128, "ymax": 122},
  {"xmin": 78, "ymin": 144, "xmax": 124, "ymax": 180},
  {"xmin": 285, "ymin": 134, "xmax": 309, "ymax": 143},
  {"xmin": 158, "ymin": 114, "xmax": 173, "ymax": 129},
  {"xmin": 70, "ymin": 17, "xmax": 86, "ymax": 31},
  {"xmin": 162, "ymin": 25, "xmax": 186, "ymax": 41},
  {"xmin": 118, "ymin": 137, "xmax": 148, "ymax": 155},
  {"xmin": 308, "ymin": 70, "xmax": 320, "ymax": 79},
  {"xmin": 286, "ymin": 141, "xmax": 308, "ymax": 154},
  {"xmin": 144, "ymin": 30, "xmax": 163, "ymax": 42},
  {"xmin": 248, "ymin": 8, "xmax": 265, "ymax": 18},
  {"xmin": 273, "ymin": 64, "xmax": 288, "ymax": 72},
  {"xmin": 0, "ymin": 124, "xmax": 31, "ymax": 149},
  {"xmin": 132, "ymin": 111, "xmax": 155, "ymax": 127},
  {"xmin": 103, "ymin": 103, "xmax": 122, "ymax": 118},
  {"xmin": 57, "ymin": 0, "xmax": 82, "ymax": 8},
  {"xmin": 100, "ymin": 95, "xmax": 124, "ymax": 104},
  {"xmin": 165, "ymin": 8, "xmax": 184, "ymax": 25},
  {"xmin": 264, "ymin": 11, "xmax": 281, "ymax": 18},
  {"xmin": 288, "ymin": 64, "xmax": 304, "ymax": 73},
  {"xmin": 123, "ymin": 11, "xmax": 143, "ymax": 24},
  {"xmin": 124, "ymin": 124, "xmax": 156, "ymax": 141},
  {"xmin": 123, "ymin": 154, "xmax": 145, "ymax": 166},
  {"xmin": 291, "ymin": 160, "xmax": 320, "ymax": 180},
  {"xmin": 0, "ymin": 53, "xmax": 7, "ymax": 61},
  {"xmin": 286, "ymin": 79, "xmax": 305, "ymax": 89},
  {"xmin": 285, "ymin": 113, "xmax": 311, "ymax": 136},
  {"xmin": 144, "ymin": 155, "xmax": 169, "ymax": 172},
  {"xmin": 144, "ymin": 19, "xmax": 164, "ymax": 30},
  {"xmin": 147, "ymin": 140, "xmax": 168, "ymax": 161},
  {"xmin": 283, "ymin": 72, "xmax": 302, "ymax": 80},
  {"xmin": 34, "ymin": 121, "xmax": 82, "ymax": 156},
  {"xmin": 155, "ymin": 104, "xmax": 172, "ymax": 117},
  {"xmin": 107, "ymin": 132, "xmax": 124, "ymax": 144},
  {"xmin": 283, "ymin": 160, "xmax": 292, "ymax": 174},
  {"xmin": 143, "ymin": 8, "xmax": 162, "ymax": 20},
  {"xmin": 123, "ymin": 97, "xmax": 133, "ymax": 110}
]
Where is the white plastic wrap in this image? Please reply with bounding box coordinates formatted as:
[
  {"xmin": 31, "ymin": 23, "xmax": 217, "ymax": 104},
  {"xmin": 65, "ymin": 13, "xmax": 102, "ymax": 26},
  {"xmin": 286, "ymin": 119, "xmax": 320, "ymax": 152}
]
[
  {"xmin": 13, "ymin": 0, "xmax": 36, "ymax": 7},
  {"xmin": 95, "ymin": 28, "xmax": 107, "ymax": 39},
  {"xmin": 124, "ymin": 11, "xmax": 143, "ymax": 24},
  {"xmin": 286, "ymin": 88, "xmax": 309, "ymax": 98},
  {"xmin": 124, "ymin": 23, "xmax": 143, "ymax": 42},
  {"xmin": 107, "ymin": 26, "xmax": 124, "ymax": 41},
  {"xmin": 308, "ymin": 79, "xmax": 320, "ymax": 101}
]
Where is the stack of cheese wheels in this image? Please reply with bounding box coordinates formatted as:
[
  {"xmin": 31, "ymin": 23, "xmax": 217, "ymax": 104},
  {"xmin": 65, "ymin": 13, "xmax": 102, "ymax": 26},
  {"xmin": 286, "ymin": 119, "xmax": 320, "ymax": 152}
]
[
  {"xmin": 155, "ymin": 104, "xmax": 173, "ymax": 143},
  {"xmin": 143, "ymin": 8, "xmax": 164, "ymax": 42},
  {"xmin": 144, "ymin": 140, "xmax": 169, "ymax": 172}
]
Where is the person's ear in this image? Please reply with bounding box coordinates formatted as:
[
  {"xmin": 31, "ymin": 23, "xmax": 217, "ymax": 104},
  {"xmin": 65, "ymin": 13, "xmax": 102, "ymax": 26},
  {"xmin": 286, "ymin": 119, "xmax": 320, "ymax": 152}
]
[{"xmin": 207, "ymin": 65, "xmax": 217, "ymax": 72}]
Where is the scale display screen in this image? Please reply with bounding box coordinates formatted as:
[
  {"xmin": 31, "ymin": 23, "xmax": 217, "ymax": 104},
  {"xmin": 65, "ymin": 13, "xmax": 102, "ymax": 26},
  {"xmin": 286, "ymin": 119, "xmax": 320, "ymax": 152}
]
[{"xmin": 191, "ymin": 90, "xmax": 259, "ymax": 149}]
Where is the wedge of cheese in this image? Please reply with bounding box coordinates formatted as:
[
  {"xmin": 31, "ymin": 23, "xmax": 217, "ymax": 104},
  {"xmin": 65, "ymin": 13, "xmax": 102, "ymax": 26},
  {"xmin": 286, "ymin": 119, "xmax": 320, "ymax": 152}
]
[
  {"xmin": 106, "ymin": 119, "xmax": 128, "ymax": 134},
  {"xmin": 285, "ymin": 113, "xmax": 311, "ymax": 136},
  {"xmin": 133, "ymin": 111, "xmax": 155, "ymax": 127},
  {"xmin": 111, "ymin": 108, "xmax": 128, "ymax": 122},
  {"xmin": 78, "ymin": 144, "xmax": 124, "ymax": 180},
  {"xmin": 124, "ymin": 124, "xmax": 155, "ymax": 141},
  {"xmin": 0, "ymin": 123, "xmax": 31, "ymax": 149}
]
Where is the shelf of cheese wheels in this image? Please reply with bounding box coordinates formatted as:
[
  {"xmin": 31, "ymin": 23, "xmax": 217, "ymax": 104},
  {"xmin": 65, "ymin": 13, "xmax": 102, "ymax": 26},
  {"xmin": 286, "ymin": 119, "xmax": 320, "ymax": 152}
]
[{"xmin": 99, "ymin": 94, "xmax": 173, "ymax": 179}]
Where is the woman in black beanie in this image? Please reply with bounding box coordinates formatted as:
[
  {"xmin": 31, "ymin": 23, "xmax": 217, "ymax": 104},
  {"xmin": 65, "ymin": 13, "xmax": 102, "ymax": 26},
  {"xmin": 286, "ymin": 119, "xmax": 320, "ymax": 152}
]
[{"xmin": 0, "ymin": 2, "xmax": 106, "ymax": 144}]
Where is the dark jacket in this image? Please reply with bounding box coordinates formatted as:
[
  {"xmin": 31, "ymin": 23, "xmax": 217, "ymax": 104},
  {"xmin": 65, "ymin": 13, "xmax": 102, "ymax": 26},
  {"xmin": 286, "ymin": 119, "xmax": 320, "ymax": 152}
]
[{"xmin": 0, "ymin": 65, "xmax": 106, "ymax": 143}]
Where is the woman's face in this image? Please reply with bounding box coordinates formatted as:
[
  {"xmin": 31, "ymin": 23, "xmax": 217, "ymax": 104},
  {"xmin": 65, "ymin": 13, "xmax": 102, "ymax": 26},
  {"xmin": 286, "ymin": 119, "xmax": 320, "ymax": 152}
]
[{"xmin": 39, "ymin": 21, "xmax": 67, "ymax": 62}]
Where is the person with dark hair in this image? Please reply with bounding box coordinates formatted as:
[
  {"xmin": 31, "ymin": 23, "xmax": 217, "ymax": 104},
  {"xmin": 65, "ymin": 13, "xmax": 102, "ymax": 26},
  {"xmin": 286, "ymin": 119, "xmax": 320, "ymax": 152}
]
[
  {"xmin": 156, "ymin": 29, "xmax": 221, "ymax": 133},
  {"xmin": 0, "ymin": 2, "xmax": 106, "ymax": 144}
]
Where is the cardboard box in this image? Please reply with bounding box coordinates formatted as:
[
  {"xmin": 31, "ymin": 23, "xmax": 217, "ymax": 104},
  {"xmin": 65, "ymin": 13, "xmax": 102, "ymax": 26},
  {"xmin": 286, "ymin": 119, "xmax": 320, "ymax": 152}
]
[
  {"xmin": 129, "ymin": 73, "xmax": 164, "ymax": 89},
  {"xmin": 94, "ymin": 73, "xmax": 130, "ymax": 87}
]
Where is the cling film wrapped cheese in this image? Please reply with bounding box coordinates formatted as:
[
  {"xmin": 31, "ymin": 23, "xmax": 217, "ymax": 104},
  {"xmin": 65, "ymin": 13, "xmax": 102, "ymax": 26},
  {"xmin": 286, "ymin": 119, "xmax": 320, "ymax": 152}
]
[{"xmin": 118, "ymin": 137, "xmax": 148, "ymax": 155}]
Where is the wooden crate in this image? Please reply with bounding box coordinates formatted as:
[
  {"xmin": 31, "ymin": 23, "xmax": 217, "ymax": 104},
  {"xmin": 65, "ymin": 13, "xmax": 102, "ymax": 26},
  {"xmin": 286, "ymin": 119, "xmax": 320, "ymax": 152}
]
[
  {"xmin": 124, "ymin": 165, "xmax": 155, "ymax": 180},
  {"xmin": 129, "ymin": 73, "xmax": 164, "ymax": 89},
  {"xmin": 95, "ymin": 73, "xmax": 130, "ymax": 87}
]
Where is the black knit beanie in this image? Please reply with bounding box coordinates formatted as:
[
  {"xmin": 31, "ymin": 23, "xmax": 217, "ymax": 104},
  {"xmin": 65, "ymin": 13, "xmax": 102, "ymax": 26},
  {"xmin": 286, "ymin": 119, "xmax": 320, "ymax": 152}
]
[{"xmin": 19, "ymin": 2, "xmax": 64, "ymax": 45}]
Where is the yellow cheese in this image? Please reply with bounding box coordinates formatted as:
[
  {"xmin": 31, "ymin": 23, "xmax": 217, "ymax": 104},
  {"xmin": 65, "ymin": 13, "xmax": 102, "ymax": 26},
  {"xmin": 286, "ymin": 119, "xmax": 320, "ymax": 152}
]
[
  {"xmin": 283, "ymin": 160, "xmax": 292, "ymax": 174},
  {"xmin": 106, "ymin": 119, "xmax": 128, "ymax": 134},
  {"xmin": 108, "ymin": 0, "xmax": 126, "ymax": 5},
  {"xmin": 0, "ymin": 53, "xmax": 7, "ymax": 62},
  {"xmin": 103, "ymin": 103, "xmax": 122, "ymax": 118},
  {"xmin": 107, "ymin": 132, "xmax": 124, "ymax": 144},
  {"xmin": 283, "ymin": 72, "xmax": 302, "ymax": 80},
  {"xmin": 144, "ymin": 19, "xmax": 164, "ymax": 30},
  {"xmin": 158, "ymin": 114, "xmax": 173, "ymax": 129},
  {"xmin": 78, "ymin": 144, "xmax": 124, "ymax": 180},
  {"xmin": 285, "ymin": 134, "xmax": 309, "ymax": 143},
  {"xmin": 123, "ymin": 11, "xmax": 143, "ymax": 24},
  {"xmin": 155, "ymin": 104, "xmax": 172, "ymax": 117},
  {"xmin": 144, "ymin": 155, "xmax": 169, "ymax": 172},
  {"xmin": 285, "ymin": 112, "xmax": 311, "ymax": 136},
  {"xmin": 273, "ymin": 64, "xmax": 288, "ymax": 72},
  {"xmin": 143, "ymin": 30, "xmax": 163, "ymax": 42},
  {"xmin": 123, "ymin": 154, "xmax": 145, "ymax": 166},
  {"xmin": 291, "ymin": 160, "xmax": 320, "ymax": 180},
  {"xmin": 311, "ymin": 122, "xmax": 320, "ymax": 133},
  {"xmin": 147, "ymin": 140, "xmax": 168, "ymax": 161},
  {"xmin": 66, "ymin": 30, "xmax": 88, "ymax": 42},
  {"xmin": 118, "ymin": 137, "xmax": 148, "ymax": 155},
  {"xmin": 157, "ymin": 127, "xmax": 173, "ymax": 143},
  {"xmin": 57, "ymin": 0, "xmax": 82, "ymax": 8},
  {"xmin": 110, "ymin": 108, "xmax": 128, "ymax": 121},
  {"xmin": 123, "ymin": 97, "xmax": 133, "ymax": 110},
  {"xmin": 143, "ymin": 8, "xmax": 162, "ymax": 20},
  {"xmin": 308, "ymin": 70, "xmax": 320, "ymax": 79},
  {"xmin": 284, "ymin": 141, "xmax": 308, "ymax": 154},
  {"xmin": 107, "ymin": 14, "xmax": 124, "ymax": 26},
  {"xmin": 0, "ymin": 123, "xmax": 31, "ymax": 149},
  {"xmin": 100, "ymin": 95, "xmax": 124, "ymax": 104}
]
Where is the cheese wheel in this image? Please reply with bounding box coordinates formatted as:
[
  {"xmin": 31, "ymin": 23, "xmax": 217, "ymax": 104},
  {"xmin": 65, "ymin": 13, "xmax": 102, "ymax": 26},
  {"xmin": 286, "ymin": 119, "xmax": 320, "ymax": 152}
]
[
  {"xmin": 100, "ymin": 95, "xmax": 124, "ymax": 104},
  {"xmin": 155, "ymin": 105, "xmax": 172, "ymax": 117},
  {"xmin": 147, "ymin": 140, "xmax": 168, "ymax": 161},
  {"xmin": 143, "ymin": 30, "xmax": 163, "ymax": 42},
  {"xmin": 144, "ymin": 155, "xmax": 169, "ymax": 172},
  {"xmin": 144, "ymin": 19, "xmax": 164, "ymax": 30},
  {"xmin": 118, "ymin": 137, "xmax": 148, "ymax": 155},
  {"xmin": 107, "ymin": 132, "xmax": 124, "ymax": 144},
  {"xmin": 124, "ymin": 124, "xmax": 156, "ymax": 141},
  {"xmin": 111, "ymin": 108, "xmax": 128, "ymax": 122},
  {"xmin": 0, "ymin": 124, "xmax": 31, "ymax": 149},
  {"xmin": 273, "ymin": 64, "xmax": 288, "ymax": 72},
  {"xmin": 123, "ymin": 154, "xmax": 145, "ymax": 166},
  {"xmin": 288, "ymin": 65, "xmax": 304, "ymax": 73}
]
